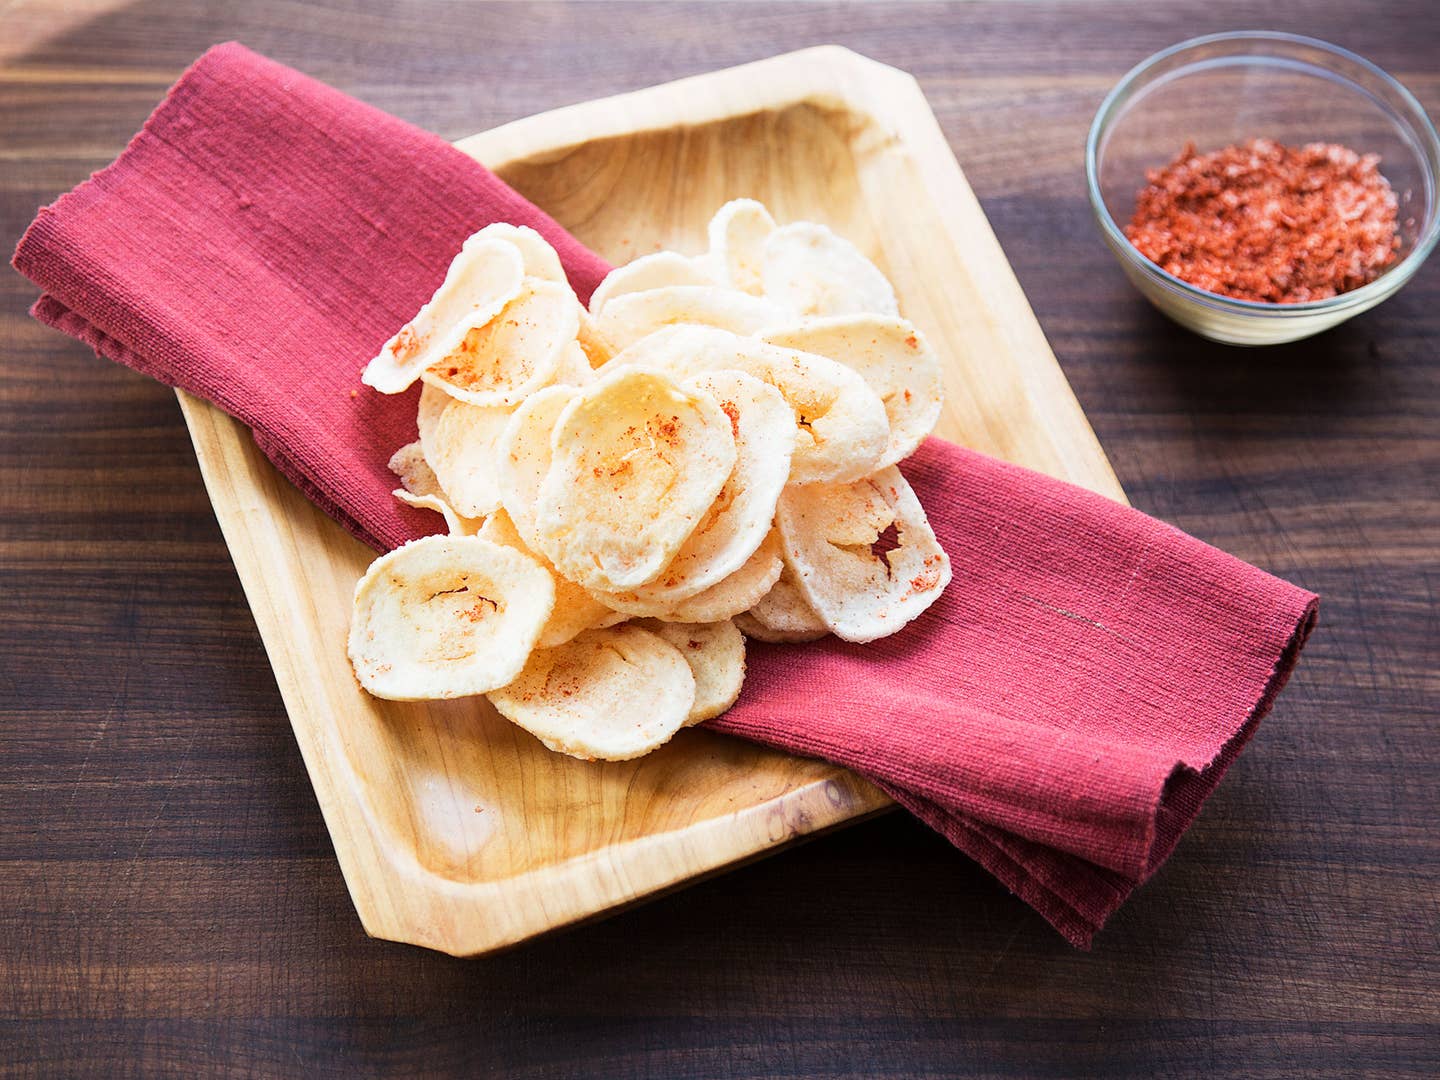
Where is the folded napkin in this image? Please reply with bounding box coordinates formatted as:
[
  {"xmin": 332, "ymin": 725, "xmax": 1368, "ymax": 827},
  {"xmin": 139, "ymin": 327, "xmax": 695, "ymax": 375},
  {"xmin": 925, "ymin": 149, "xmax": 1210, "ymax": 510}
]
[{"xmin": 14, "ymin": 43, "xmax": 1318, "ymax": 947}]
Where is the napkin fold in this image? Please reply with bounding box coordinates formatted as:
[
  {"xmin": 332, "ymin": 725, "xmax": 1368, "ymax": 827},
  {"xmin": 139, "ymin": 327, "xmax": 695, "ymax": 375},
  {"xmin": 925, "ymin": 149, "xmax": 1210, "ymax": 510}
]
[{"xmin": 14, "ymin": 43, "xmax": 1318, "ymax": 946}]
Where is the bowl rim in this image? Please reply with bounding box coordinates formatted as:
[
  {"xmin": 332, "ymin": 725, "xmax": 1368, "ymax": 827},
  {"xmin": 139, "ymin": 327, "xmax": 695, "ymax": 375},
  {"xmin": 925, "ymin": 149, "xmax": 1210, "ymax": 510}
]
[{"xmin": 1085, "ymin": 29, "xmax": 1440, "ymax": 315}]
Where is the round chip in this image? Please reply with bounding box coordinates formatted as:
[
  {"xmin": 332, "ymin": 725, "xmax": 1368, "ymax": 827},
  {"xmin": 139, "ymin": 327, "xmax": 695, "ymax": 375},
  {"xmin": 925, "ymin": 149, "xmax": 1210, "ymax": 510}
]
[
  {"xmin": 706, "ymin": 198, "xmax": 775, "ymax": 295},
  {"xmin": 415, "ymin": 382, "xmax": 451, "ymax": 457},
  {"xmin": 607, "ymin": 326, "xmax": 889, "ymax": 484},
  {"xmin": 551, "ymin": 341, "xmax": 595, "ymax": 387},
  {"xmin": 362, "ymin": 236, "xmax": 525, "ymax": 393},
  {"xmin": 487, "ymin": 624, "xmax": 695, "ymax": 761},
  {"xmin": 426, "ymin": 398, "xmax": 515, "ymax": 518},
  {"xmin": 494, "ymin": 384, "xmax": 580, "ymax": 549},
  {"xmin": 598, "ymin": 528, "xmax": 784, "ymax": 623},
  {"xmin": 467, "ymin": 223, "xmax": 567, "ymax": 284},
  {"xmin": 532, "ymin": 367, "xmax": 737, "ymax": 591},
  {"xmin": 348, "ymin": 534, "xmax": 555, "ymax": 700},
  {"xmin": 761, "ymin": 221, "xmax": 899, "ymax": 319},
  {"xmin": 588, "ymin": 252, "xmax": 719, "ymax": 314},
  {"xmin": 762, "ymin": 315, "xmax": 942, "ymax": 468},
  {"xmin": 420, "ymin": 277, "xmax": 580, "ymax": 407},
  {"xmin": 637, "ymin": 618, "xmax": 746, "ymax": 724},
  {"xmin": 392, "ymin": 488, "xmax": 483, "ymax": 536},
  {"xmin": 735, "ymin": 561, "xmax": 829, "ymax": 642},
  {"xmin": 479, "ymin": 507, "xmax": 626, "ymax": 648},
  {"xmin": 776, "ymin": 467, "xmax": 951, "ymax": 643},
  {"xmin": 606, "ymin": 370, "xmax": 792, "ymax": 605},
  {"xmin": 591, "ymin": 285, "xmax": 786, "ymax": 353}
]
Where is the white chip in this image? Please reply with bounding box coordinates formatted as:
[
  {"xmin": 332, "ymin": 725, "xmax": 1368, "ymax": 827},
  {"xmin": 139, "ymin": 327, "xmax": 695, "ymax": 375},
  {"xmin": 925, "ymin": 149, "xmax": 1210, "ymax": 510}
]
[
  {"xmin": 479, "ymin": 508, "xmax": 625, "ymax": 648},
  {"xmin": 362, "ymin": 236, "xmax": 525, "ymax": 393},
  {"xmin": 420, "ymin": 277, "xmax": 580, "ymax": 407},
  {"xmin": 612, "ymin": 325, "xmax": 888, "ymax": 484},
  {"xmin": 776, "ymin": 467, "xmax": 950, "ymax": 643},
  {"xmin": 706, "ymin": 198, "xmax": 776, "ymax": 295},
  {"xmin": 387, "ymin": 440, "xmax": 442, "ymax": 499},
  {"xmin": 735, "ymin": 561, "xmax": 829, "ymax": 642},
  {"xmin": 532, "ymin": 367, "xmax": 737, "ymax": 591},
  {"xmin": 606, "ymin": 369, "xmax": 792, "ymax": 605},
  {"xmin": 392, "ymin": 489, "xmax": 483, "ymax": 537},
  {"xmin": 762, "ymin": 315, "xmax": 942, "ymax": 467},
  {"xmin": 426, "ymin": 398, "xmax": 515, "ymax": 518},
  {"xmin": 494, "ymin": 384, "xmax": 580, "ymax": 549},
  {"xmin": 591, "ymin": 285, "xmax": 787, "ymax": 353},
  {"xmin": 598, "ymin": 528, "xmax": 784, "ymax": 623},
  {"xmin": 637, "ymin": 618, "xmax": 746, "ymax": 724},
  {"xmin": 762, "ymin": 221, "xmax": 899, "ymax": 318},
  {"xmin": 487, "ymin": 624, "xmax": 695, "ymax": 761},
  {"xmin": 348, "ymin": 534, "xmax": 555, "ymax": 700},
  {"xmin": 588, "ymin": 252, "xmax": 719, "ymax": 314},
  {"xmin": 467, "ymin": 223, "xmax": 567, "ymax": 284}
]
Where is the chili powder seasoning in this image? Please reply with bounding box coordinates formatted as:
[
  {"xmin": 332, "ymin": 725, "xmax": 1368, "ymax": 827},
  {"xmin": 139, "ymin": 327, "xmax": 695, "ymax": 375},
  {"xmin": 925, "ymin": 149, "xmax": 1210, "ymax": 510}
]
[{"xmin": 1124, "ymin": 138, "xmax": 1400, "ymax": 303}]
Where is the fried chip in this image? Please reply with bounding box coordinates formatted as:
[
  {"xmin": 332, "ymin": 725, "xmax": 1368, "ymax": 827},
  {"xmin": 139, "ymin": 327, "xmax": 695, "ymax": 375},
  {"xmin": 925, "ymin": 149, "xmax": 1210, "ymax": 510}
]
[
  {"xmin": 588, "ymin": 252, "xmax": 718, "ymax": 314},
  {"xmin": 467, "ymin": 222, "xmax": 567, "ymax": 283},
  {"xmin": 494, "ymin": 384, "xmax": 580, "ymax": 549},
  {"xmin": 591, "ymin": 285, "xmax": 786, "ymax": 353},
  {"xmin": 387, "ymin": 440, "xmax": 443, "ymax": 499},
  {"xmin": 479, "ymin": 507, "xmax": 626, "ymax": 648},
  {"xmin": 415, "ymin": 382, "xmax": 451, "ymax": 457},
  {"xmin": 613, "ymin": 326, "xmax": 889, "ymax": 484},
  {"xmin": 706, "ymin": 198, "xmax": 776, "ymax": 295},
  {"xmin": 734, "ymin": 561, "xmax": 829, "ymax": 642},
  {"xmin": 552, "ymin": 341, "xmax": 596, "ymax": 387},
  {"xmin": 348, "ymin": 534, "xmax": 555, "ymax": 700},
  {"xmin": 420, "ymin": 277, "xmax": 580, "ymax": 407},
  {"xmin": 392, "ymin": 489, "xmax": 483, "ymax": 536},
  {"xmin": 762, "ymin": 315, "xmax": 942, "ymax": 468},
  {"xmin": 602, "ymin": 369, "xmax": 792, "ymax": 605},
  {"xmin": 487, "ymin": 624, "xmax": 695, "ymax": 761},
  {"xmin": 637, "ymin": 618, "xmax": 746, "ymax": 724},
  {"xmin": 762, "ymin": 222, "xmax": 899, "ymax": 318},
  {"xmin": 426, "ymin": 398, "xmax": 515, "ymax": 518},
  {"xmin": 575, "ymin": 309, "xmax": 616, "ymax": 370},
  {"xmin": 532, "ymin": 367, "xmax": 737, "ymax": 591},
  {"xmin": 776, "ymin": 467, "xmax": 950, "ymax": 643},
  {"xmin": 598, "ymin": 528, "xmax": 784, "ymax": 622},
  {"xmin": 362, "ymin": 235, "xmax": 525, "ymax": 393}
]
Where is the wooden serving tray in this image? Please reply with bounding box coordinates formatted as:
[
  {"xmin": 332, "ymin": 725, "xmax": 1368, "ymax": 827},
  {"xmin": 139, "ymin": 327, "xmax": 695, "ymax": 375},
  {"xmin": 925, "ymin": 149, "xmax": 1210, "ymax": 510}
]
[{"xmin": 177, "ymin": 46, "xmax": 1124, "ymax": 957}]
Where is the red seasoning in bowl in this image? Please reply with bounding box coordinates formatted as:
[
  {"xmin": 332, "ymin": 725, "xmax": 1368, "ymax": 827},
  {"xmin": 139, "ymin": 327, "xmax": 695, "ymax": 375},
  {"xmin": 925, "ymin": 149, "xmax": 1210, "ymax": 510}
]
[{"xmin": 1125, "ymin": 138, "xmax": 1400, "ymax": 303}]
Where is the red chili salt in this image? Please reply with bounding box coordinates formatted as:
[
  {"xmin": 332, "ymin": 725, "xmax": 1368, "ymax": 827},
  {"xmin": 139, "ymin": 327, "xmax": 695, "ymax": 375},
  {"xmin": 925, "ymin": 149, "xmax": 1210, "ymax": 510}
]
[{"xmin": 1124, "ymin": 137, "xmax": 1400, "ymax": 304}]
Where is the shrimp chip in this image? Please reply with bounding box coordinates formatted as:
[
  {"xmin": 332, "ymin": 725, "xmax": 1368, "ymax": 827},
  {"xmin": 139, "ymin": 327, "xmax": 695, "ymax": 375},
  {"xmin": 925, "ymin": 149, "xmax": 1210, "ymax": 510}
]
[
  {"xmin": 362, "ymin": 236, "xmax": 525, "ymax": 393},
  {"xmin": 762, "ymin": 315, "xmax": 942, "ymax": 467},
  {"xmin": 392, "ymin": 489, "xmax": 483, "ymax": 537},
  {"xmin": 588, "ymin": 252, "xmax": 718, "ymax": 314},
  {"xmin": 762, "ymin": 222, "xmax": 899, "ymax": 318},
  {"xmin": 607, "ymin": 370, "xmax": 792, "ymax": 605},
  {"xmin": 552, "ymin": 341, "xmax": 595, "ymax": 387},
  {"xmin": 426, "ymin": 398, "xmax": 515, "ymax": 518},
  {"xmin": 388, "ymin": 440, "xmax": 442, "ymax": 499},
  {"xmin": 592, "ymin": 285, "xmax": 786, "ymax": 353},
  {"xmin": 532, "ymin": 368, "xmax": 736, "ymax": 591},
  {"xmin": 487, "ymin": 624, "xmax": 695, "ymax": 761},
  {"xmin": 494, "ymin": 384, "xmax": 580, "ymax": 549},
  {"xmin": 348, "ymin": 535, "xmax": 555, "ymax": 700},
  {"xmin": 420, "ymin": 277, "xmax": 579, "ymax": 407},
  {"xmin": 479, "ymin": 508, "xmax": 625, "ymax": 648},
  {"xmin": 638, "ymin": 618, "xmax": 746, "ymax": 724},
  {"xmin": 598, "ymin": 529, "xmax": 784, "ymax": 623},
  {"xmin": 777, "ymin": 467, "xmax": 950, "ymax": 643},
  {"xmin": 415, "ymin": 382, "xmax": 451, "ymax": 455},
  {"xmin": 468, "ymin": 223, "xmax": 567, "ymax": 284},
  {"xmin": 608, "ymin": 326, "xmax": 888, "ymax": 484},
  {"xmin": 574, "ymin": 311, "xmax": 615, "ymax": 371},
  {"xmin": 735, "ymin": 561, "xmax": 829, "ymax": 642},
  {"xmin": 706, "ymin": 198, "xmax": 776, "ymax": 295}
]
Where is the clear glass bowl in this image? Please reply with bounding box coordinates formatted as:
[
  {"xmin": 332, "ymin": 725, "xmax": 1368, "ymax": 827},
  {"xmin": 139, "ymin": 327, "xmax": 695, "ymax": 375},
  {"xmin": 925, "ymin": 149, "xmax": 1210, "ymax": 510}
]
[{"xmin": 1086, "ymin": 31, "xmax": 1440, "ymax": 346}]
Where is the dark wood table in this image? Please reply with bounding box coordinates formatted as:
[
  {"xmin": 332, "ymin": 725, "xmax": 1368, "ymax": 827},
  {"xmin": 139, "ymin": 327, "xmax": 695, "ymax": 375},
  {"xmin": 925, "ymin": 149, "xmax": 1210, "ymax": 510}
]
[{"xmin": 3, "ymin": 2, "xmax": 1436, "ymax": 1076}]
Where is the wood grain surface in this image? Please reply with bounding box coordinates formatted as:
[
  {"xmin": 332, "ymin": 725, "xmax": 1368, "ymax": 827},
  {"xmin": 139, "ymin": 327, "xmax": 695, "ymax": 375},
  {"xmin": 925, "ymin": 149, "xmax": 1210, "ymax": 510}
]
[{"xmin": 2, "ymin": 2, "xmax": 1436, "ymax": 1077}]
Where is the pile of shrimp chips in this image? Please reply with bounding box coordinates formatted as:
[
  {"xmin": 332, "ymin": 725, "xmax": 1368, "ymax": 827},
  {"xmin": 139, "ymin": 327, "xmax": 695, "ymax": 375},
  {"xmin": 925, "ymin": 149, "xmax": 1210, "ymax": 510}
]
[{"xmin": 352, "ymin": 202, "xmax": 951, "ymax": 759}]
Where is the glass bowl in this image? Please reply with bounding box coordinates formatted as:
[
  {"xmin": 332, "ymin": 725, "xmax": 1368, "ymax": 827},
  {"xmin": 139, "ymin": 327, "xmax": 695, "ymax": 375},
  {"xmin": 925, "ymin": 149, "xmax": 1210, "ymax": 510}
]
[{"xmin": 1086, "ymin": 31, "xmax": 1440, "ymax": 346}]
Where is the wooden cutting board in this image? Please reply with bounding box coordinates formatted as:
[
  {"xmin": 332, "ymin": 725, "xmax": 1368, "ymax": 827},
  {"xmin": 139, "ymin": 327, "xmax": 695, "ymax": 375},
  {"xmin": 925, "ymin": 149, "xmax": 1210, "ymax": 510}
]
[{"xmin": 176, "ymin": 46, "xmax": 1125, "ymax": 957}]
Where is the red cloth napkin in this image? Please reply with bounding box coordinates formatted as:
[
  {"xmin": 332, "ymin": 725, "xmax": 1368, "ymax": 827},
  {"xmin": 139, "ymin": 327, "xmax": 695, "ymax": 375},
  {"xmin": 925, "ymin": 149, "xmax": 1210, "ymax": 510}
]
[{"xmin": 13, "ymin": 43, "xmax": 1318, "ymax": 947}]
